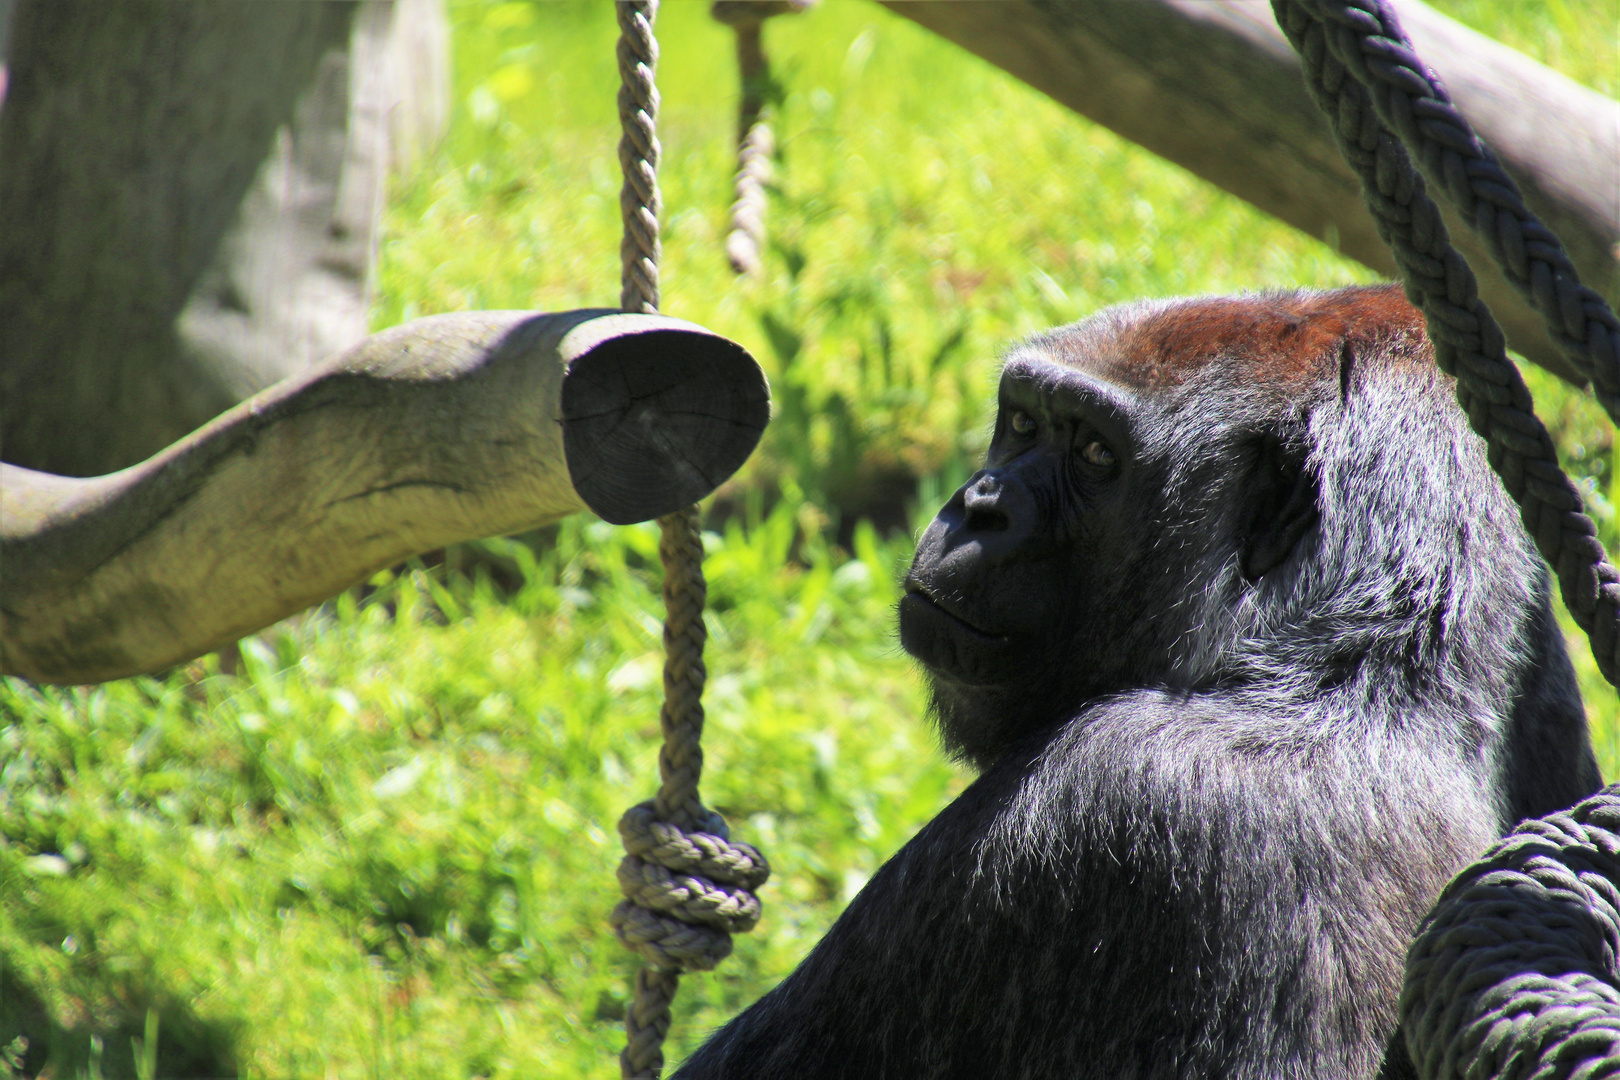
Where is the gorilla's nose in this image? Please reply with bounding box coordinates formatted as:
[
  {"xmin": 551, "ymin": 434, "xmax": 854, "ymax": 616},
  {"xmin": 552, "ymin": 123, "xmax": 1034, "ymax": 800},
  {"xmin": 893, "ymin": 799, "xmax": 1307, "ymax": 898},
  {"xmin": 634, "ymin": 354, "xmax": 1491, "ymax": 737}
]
[
  {"xmin": 963, "ymin": 473, "xmax": 1012, "ymax": 532},
  {"xmin": 942, "ymin": 469, "xmax": 1037, "ymax": 562}
]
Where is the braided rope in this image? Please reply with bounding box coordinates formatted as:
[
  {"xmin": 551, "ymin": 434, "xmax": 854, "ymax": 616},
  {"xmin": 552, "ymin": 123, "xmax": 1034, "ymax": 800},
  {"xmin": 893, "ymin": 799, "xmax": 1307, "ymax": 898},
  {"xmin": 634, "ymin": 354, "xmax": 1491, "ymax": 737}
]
[
  {"xmin": 710, "ymin": 2, "xmax": 813, "ymax": 277},
  {"xmin": 1271, "ymin": 0, "xmax": 1620, "ymax": 688},
  {"xmin": 1399, "ymin": 785, "xmax": 1620, "ymax": 1080},
  {"xmin": 712, "ymin": 3, "xmax": 774, "ymax": 277},
  {"xmin": 618, "ymin": 0, "xmax": 661, "ymax": 315},
  {"xmin": 612, "ymin": 6, "xmax": 768, "ymax": 1076},
  {"xmin": 1294, "ymin": 0, "xmax": 1620, "ymax": 423}
]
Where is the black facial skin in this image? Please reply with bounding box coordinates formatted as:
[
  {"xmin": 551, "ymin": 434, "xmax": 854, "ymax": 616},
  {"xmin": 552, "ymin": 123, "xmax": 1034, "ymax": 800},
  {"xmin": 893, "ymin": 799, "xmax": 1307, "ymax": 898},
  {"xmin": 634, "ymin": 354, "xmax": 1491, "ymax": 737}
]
[
  {"xmin": 899, "ymin": 359, "xmax": 1156, "ymax": 764},
  {"xmin": 900, "ymin": 356, "xmax": 1321, "ymax": 768},
  {"xmin": 674, "ymin": 288, "xmax": 1599, "ymax": 1080}
]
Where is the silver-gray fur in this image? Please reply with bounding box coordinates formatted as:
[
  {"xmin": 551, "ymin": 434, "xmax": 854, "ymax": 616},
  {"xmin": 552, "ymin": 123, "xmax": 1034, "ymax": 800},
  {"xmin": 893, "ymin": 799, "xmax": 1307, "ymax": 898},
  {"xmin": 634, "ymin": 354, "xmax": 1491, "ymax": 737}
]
[{"xmin": 674, "ymin": 286, "xmax": 1597, "ymax": 1080}]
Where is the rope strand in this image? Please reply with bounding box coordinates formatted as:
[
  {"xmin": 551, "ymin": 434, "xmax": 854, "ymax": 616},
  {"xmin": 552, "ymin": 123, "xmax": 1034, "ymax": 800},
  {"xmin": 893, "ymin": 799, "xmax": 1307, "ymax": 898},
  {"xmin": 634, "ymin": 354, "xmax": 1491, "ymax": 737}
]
[
  {"xmin": 1271, "ymin": 0, "xmax": 1620, "ymax": 688},
  {"xmin": 611, "ymin": 5, "xmax": 768, "ymax": 1076},
  {"xmin": 1297, "ymin": 0, "xmax": 1620, "ymax": 423},
  {"xmin": 712, "ymin": 3, "xmax": 774, "ymax": 276},
  {"xmin": 617, "ymin": 0, "xmax": 661, "ymax": 315},
  {"xmin": 710, "ymin": 1, "xmax": 814, "ymax": 276}
]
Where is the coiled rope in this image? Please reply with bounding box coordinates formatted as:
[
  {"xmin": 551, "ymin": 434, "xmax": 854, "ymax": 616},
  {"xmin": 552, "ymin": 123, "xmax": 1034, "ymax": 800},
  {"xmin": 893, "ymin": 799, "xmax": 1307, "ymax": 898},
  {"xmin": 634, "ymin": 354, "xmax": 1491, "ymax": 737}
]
[
  {"xmin": 1399, "ymin": 785, "xmax": 1620, "ymax": 1080},
  {"xmin": 609, "ymin": 4, "xmax": 769, "ymax": 1077},
  {"xmin": 1271, "ymin": 0, "xmax": 1620, "ymax": 688}
]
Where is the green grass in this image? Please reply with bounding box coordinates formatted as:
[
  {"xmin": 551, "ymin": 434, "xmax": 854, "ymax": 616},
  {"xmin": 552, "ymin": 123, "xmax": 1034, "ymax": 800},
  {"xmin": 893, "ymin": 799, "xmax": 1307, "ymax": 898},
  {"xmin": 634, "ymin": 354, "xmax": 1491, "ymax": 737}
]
[
  {"xmin": 3, "ymin": 1, "xmax": 1617, "ymax": 1076},
  {"xmin": 3, "ymin": 500, "xmax": 952, "ymax": 1077}
]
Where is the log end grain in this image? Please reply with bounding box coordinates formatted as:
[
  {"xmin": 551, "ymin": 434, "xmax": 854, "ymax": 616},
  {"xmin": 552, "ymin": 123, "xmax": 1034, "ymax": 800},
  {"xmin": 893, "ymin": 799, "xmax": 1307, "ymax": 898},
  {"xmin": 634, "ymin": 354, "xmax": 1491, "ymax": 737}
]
[{"xmin": 562, "ymin": 326, "xmax": 769, "ymax": 524}]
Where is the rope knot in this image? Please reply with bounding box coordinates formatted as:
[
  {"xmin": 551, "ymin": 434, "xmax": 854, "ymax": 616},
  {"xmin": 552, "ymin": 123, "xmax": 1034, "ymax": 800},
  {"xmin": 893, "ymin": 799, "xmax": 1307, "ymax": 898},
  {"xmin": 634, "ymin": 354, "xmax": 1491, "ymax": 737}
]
[{"xmin": 611, "ymin": 800, "xmax": 771, "ymax": 972}]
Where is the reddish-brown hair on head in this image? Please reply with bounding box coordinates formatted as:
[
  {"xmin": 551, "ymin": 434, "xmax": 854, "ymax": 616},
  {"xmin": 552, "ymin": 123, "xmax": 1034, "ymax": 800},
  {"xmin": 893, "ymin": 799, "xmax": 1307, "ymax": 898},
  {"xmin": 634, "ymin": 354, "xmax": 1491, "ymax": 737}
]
[{"xmin": 1038, "ymin": 284, "xmax": 1428, "ymax": 395}]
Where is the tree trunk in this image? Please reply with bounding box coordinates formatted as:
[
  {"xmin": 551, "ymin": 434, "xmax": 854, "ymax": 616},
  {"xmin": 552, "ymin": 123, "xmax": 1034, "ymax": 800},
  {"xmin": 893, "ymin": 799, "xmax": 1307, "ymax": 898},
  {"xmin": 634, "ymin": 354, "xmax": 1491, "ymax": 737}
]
[
  {"xmin": 0, "ymin": 0, "xmax": 449, "ymax": 478},
  {"xmin": 877, "ymin": 0, "xmax": 1620, "ymax": 388},
  {"xmin": 0, "ymin": 1, "xmax": 355, "ymax": 476}
]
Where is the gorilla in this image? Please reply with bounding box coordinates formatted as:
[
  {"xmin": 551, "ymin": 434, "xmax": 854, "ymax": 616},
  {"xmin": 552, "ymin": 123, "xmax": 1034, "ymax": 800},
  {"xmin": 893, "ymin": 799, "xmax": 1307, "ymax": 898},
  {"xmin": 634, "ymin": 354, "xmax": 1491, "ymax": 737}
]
[{"xmin": 674, "ymin": 285, "xmax": 1600, "ymax": 1079}]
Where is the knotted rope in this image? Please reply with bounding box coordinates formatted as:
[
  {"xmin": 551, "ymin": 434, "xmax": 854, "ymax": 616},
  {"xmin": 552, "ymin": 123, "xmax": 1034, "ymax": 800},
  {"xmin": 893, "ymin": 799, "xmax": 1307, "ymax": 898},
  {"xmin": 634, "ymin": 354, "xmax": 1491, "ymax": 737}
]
[
  {"xmin": 611, "ymin": 4, "xmax": 769, "ymax": 1077},
  {"xmin": 1399, "ymin": 786, "xmax": 1620, "ymax": 1080},
  {"xmin": 709, "ymin": 1, "xmax": 813, "ymax": 276},
  {"xmin": 1271, "ymin": 0, "xmax": 1620, "ymax": 688}
]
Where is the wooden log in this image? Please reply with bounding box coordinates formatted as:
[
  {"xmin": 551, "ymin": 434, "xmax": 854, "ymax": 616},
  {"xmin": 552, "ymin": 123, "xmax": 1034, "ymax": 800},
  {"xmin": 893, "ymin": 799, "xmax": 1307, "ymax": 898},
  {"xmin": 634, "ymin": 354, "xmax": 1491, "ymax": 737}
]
[
  {"xmin": 877, "ymin": 0, "xmax": 1620, "ymax": 387},
  {"xmin": 0, "ymin": 310, "xmax": 769, "ymax": 685}
]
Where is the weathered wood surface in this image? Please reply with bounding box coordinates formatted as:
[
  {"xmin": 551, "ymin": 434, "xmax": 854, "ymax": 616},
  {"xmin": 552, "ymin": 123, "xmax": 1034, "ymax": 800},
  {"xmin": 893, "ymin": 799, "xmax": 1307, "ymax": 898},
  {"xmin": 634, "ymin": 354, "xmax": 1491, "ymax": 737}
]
[
  {"xmin": 0, "ymin": 311, "xmax": 768, "ymax": 685},
  {"xmin": 0, "ymin": 0, "xmax": 450, "ymax": 478},
  {"xmin": 878, "ymin": 0, "xmax": 1620, "ymax": 387}
]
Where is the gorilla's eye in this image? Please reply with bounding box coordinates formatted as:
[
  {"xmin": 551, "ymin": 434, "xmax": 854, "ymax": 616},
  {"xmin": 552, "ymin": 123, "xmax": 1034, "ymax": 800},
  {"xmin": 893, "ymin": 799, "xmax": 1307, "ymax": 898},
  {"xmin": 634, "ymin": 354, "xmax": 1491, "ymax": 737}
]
[
  {"xmin": 1080, "ymin": 439, "xmax": 1116, "ymax": 468},
  {"xmin": 1009, "ymin": 411, "xmax": 1037, "ymax": 437}
]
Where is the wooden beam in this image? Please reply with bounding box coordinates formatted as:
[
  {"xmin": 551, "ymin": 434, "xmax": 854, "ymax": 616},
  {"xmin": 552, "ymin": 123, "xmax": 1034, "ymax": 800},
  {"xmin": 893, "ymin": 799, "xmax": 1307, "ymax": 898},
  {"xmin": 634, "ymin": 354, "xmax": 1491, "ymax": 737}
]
[{"xmin": 878, "ymin": 0, "xmax": 1620, "ymax": 387}]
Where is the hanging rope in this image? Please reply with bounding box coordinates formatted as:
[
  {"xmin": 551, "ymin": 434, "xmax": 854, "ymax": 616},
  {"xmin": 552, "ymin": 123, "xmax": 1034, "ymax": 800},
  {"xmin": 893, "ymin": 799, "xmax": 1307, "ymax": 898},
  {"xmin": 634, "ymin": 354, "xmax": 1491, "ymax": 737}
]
[
  {"xmin": 609, "ymin": 4, "xmax": 769, "ymax": 1077},
  {"xmin": 1398, "ymin": 784, "xmax": 1620, "ymax": 1080},
  {"xmin": 1271, "ymin": 0, "xmax": 1620, "ymax": 688},
  {"xmin": 617, "ymin": 0, "xmax": 662, "ymax": 315},
  {"xmin": 709, "ymin": 1, "xmax": 814, "ymax": 276},
  {"xmin": 1281, "ymin": 0, "xmax": 1620, "ymax": 424}
]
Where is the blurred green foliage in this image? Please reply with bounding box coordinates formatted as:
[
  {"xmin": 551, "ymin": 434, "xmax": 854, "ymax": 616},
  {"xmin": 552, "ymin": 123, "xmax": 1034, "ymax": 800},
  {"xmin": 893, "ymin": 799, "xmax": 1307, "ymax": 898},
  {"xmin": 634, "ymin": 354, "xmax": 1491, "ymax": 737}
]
[{"xmin": 2, "ymin": 0, "xmax": 1615, "ymax": 1076}]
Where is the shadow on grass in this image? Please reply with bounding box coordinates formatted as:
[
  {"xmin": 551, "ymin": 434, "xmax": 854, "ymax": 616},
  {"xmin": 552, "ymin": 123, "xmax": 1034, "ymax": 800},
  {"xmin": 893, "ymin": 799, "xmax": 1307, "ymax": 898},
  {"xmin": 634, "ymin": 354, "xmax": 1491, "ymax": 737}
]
[{"xmin": 0, "ymin": 964, "xmax": 237, "ymax": 1080}]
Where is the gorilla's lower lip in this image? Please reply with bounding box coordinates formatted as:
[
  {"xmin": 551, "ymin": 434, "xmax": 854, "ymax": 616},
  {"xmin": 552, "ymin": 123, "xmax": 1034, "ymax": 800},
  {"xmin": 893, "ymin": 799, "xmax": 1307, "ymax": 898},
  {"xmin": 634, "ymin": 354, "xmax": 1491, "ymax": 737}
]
[
  {"xmin": 901, "ymin": 586, "xmax": 1006, "ymax": 641},
  {"xmin": 899, "ymin": 589, "xmax": 1020, "ymax": 687}
]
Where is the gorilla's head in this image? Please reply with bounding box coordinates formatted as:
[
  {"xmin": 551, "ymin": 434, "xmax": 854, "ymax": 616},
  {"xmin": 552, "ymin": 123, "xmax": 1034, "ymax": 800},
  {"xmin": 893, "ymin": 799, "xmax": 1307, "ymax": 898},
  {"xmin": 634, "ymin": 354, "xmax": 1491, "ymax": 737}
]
[{"xmin": 901, "ymin": 285, "xmax": 1539, "ymax": 767}]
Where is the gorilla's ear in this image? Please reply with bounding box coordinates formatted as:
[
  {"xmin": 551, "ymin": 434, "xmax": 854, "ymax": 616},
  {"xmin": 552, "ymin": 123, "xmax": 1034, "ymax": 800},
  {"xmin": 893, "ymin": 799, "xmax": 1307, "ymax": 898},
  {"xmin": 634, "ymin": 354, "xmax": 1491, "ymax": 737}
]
[{"xmin": 1240, "ymin": 431, "xmax": 1318, "ymax": 581}]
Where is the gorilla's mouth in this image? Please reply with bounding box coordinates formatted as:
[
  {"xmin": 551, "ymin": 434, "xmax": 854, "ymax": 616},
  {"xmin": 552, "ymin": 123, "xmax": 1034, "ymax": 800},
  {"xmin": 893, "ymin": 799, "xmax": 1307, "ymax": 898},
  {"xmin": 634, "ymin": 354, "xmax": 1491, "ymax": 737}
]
[
  {"xmin": 899, "ymin": 584, "xmax": 1022, "ymax": 687},
  {"xmin": 900, "ymin": 583, "xmax": 1006, "ymax": 641}
]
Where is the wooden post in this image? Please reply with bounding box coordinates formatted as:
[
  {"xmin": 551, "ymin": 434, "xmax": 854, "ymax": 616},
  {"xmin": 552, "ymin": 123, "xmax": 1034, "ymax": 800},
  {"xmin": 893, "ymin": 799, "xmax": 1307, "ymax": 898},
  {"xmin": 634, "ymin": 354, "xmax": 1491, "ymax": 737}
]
[{"xmin": 878, "ymin": 0, "xmax": 1619, "ymax": 386}]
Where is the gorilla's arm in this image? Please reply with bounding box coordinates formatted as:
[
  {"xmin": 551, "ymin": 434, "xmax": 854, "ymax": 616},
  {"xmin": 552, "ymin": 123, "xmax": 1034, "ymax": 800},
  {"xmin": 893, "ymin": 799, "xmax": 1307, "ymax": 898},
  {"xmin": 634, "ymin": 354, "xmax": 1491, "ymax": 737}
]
[{"xmin": 674, "ymin": 693, "xmax": 1499, "ymax": 1080}]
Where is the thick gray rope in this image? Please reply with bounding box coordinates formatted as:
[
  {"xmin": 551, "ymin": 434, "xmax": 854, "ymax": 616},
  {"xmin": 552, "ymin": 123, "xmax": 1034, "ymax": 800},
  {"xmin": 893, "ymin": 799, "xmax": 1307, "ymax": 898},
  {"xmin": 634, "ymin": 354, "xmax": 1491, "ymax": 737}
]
[
  {"xmin": 611, "ymin": 5, "xmax": 768, "ymax": 1077},
  {"xmin": 1293, "ymin": 0, "xmax": 1620, "ymax": 423},
  {"xmin": 1272, "ymin": 0, "xmax": 1620, "ymax": 689},
  {"xmin": 1398, "ymin": 785, "xmax": 1620, "ymax": 1080}
]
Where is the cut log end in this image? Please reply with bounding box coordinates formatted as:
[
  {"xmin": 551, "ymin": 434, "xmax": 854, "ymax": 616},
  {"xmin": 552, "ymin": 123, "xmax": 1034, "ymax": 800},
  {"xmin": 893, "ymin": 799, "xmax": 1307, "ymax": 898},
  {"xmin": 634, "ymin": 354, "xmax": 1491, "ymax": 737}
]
[{"xmin": 561, "ymin": 327, "xmax": 770, "ymax": 525}]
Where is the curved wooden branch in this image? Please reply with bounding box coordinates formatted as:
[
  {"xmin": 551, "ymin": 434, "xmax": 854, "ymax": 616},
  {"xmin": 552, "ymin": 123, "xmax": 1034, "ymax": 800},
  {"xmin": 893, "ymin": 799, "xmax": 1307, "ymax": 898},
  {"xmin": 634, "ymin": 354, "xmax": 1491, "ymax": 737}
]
[{"xmin": 0, "ymin": 309, "xmax": 769, "ymax": 685}]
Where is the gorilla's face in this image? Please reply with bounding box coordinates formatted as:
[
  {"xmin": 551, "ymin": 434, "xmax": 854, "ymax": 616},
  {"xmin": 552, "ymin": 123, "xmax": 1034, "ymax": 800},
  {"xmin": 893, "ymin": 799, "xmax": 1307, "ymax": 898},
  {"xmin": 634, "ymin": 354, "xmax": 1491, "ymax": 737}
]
[
  {"xmin": 901, "ymin": 358, "xmax": 1145, "ymax": 684},
  {"xmin": 899, "ymin": 357, "xmax": 1161, "ymax": 761},
  {"xmin": 901, "ymin": 330, "xmax": 1322, "ymax": 768}
]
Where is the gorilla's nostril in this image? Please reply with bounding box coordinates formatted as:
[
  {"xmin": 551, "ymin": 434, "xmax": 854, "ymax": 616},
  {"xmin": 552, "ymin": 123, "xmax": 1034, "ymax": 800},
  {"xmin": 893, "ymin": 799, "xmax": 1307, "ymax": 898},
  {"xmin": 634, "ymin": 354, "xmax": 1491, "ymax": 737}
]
[
  {"xmin": 962, "ymin": 480, "xmax": 1011, "ymax": 532},
  {"xmin": 962, "ymin": 493, "xmax": 1010, "ymax": 534},
  {"xmin": 964, "ymin": 503, "xmax": 1010, "ymax": 532}
]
